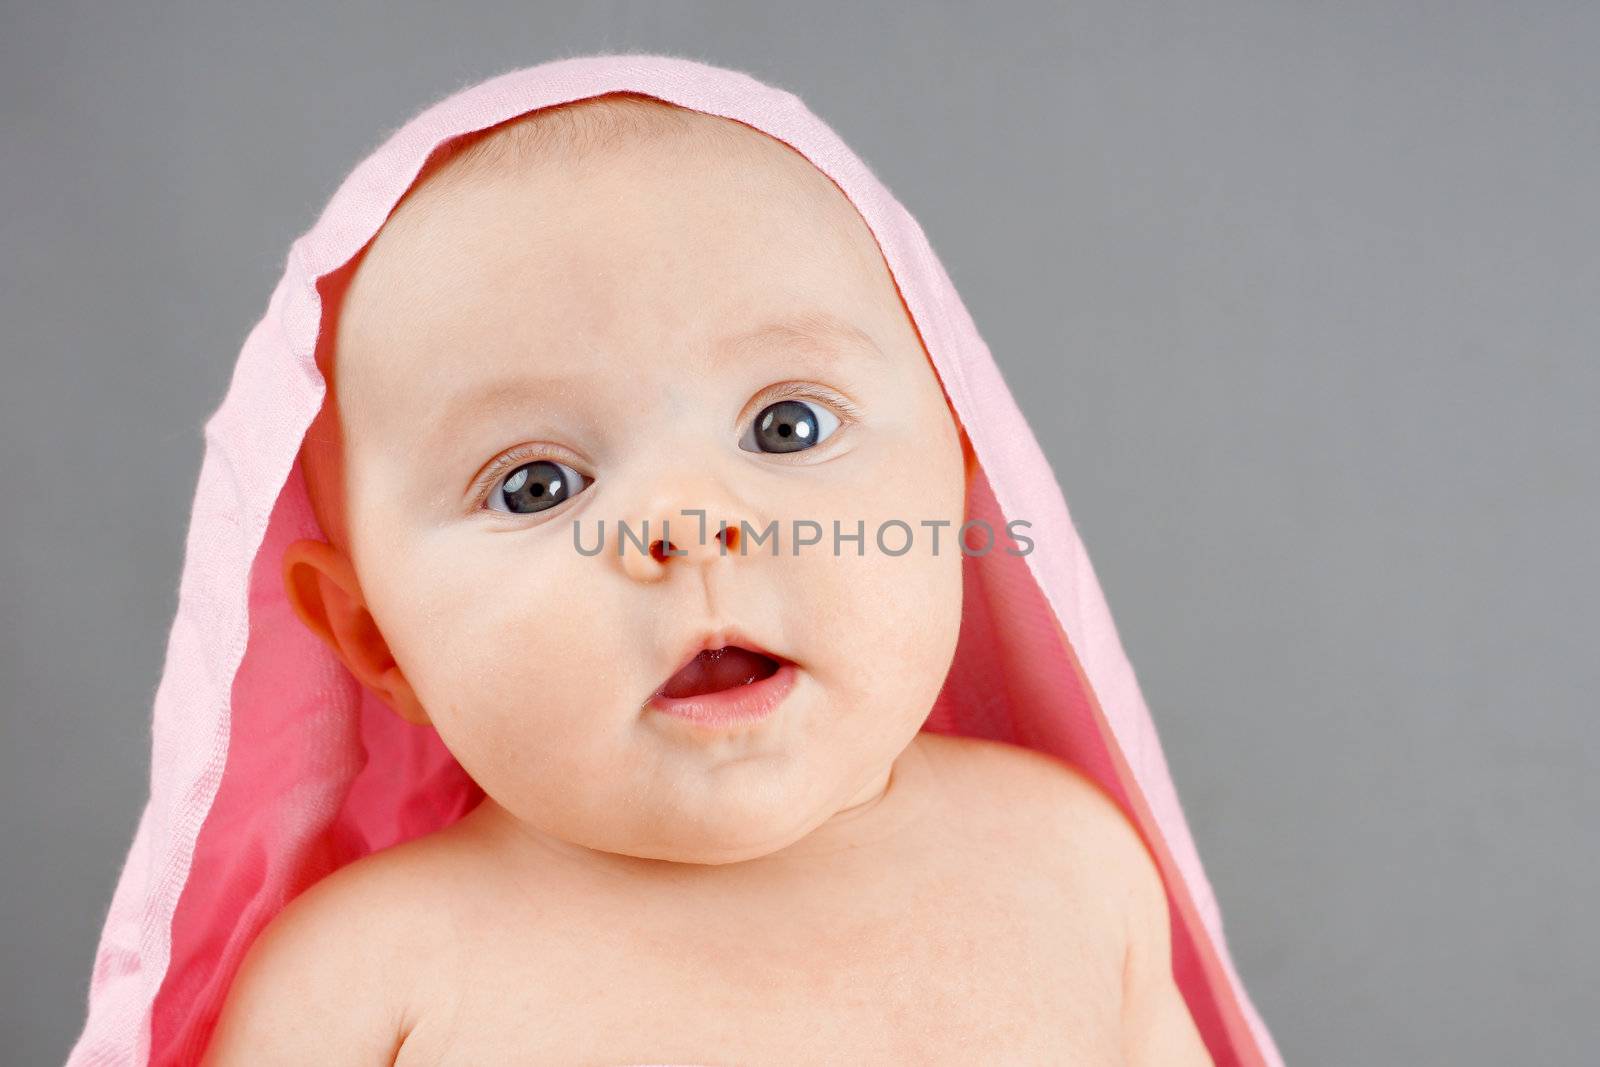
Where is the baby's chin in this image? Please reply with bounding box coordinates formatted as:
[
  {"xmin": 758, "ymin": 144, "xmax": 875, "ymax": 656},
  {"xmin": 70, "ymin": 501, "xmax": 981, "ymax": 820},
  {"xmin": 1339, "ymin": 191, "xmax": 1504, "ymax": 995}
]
[
  {"xmin": 484, "ymin": 752, "xmax": 889, "ymax": 870},
  {"xmin": 597, "ymin": 727, "xmax": 911, "ymax": 866},
  {"xmin": 588, "ymin": 771, "xmax": 853, "ymax": 867}
]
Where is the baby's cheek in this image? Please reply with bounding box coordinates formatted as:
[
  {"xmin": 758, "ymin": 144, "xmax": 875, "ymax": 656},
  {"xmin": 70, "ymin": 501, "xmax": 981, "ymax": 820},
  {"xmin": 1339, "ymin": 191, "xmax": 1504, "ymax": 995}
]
[
  {"xmin": 395, "ymin": 543, "xmax": 634, "ymax": 778},
  {"xmin": 798, "ymin": 471, "xmax": 965, "ymax": 718},
  {"xmin": 830, "ymin": 536, "xmax": 962, "ymax": 678}
]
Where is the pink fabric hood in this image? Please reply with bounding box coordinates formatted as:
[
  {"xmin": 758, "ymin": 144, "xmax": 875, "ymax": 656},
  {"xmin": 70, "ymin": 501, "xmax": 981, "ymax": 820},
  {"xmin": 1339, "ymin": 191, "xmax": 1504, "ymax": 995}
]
[{"xmin": 67, "ymin": 53, "xmax": 1283, "ymax": 1066}]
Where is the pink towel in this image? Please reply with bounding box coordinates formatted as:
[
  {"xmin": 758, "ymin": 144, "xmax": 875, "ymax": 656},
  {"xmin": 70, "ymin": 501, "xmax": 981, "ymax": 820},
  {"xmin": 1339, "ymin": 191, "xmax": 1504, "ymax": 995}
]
[{"xmin": 66, "ymin": 53, "xmax": 1283, "ymax": 1066}]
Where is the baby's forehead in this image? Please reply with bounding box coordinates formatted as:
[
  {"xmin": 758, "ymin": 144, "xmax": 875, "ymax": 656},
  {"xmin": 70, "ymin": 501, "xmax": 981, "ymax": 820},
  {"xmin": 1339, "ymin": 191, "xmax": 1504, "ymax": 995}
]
[{"xmin": 334, "ymin": 101, "xmax": 891, "ymax": 408}]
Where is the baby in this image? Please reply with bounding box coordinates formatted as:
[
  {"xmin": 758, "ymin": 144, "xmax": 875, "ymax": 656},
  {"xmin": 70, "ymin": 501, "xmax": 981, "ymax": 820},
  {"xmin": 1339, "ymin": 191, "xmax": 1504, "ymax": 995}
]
[{"xmin": 199, "ymin": 92, "xmax": 1210, "ymax": 1065}]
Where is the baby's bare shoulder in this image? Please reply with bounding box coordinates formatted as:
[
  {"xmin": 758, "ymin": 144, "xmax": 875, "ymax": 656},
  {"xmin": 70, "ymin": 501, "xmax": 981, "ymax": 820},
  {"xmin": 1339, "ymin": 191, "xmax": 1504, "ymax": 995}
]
[
  {"xmin": 916, "ymin": 732, "xmax": 1153, "ymax": 940},
  {"xmin": 918, "ymin": 730, "xmax": 1142, "ymax": 854},
  {"xmin": 919, "ymin": 732, "xmax": 1212, "ymax": 1064},
  {"xmin": 200, "ymin": 838, "xmax": 455, "ymax": 1065}
]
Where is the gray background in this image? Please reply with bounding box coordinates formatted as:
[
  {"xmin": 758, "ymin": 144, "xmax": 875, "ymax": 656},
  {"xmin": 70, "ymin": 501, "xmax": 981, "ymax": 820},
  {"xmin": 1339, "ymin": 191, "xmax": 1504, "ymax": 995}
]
[{"xmin": 3, "ymin": 3, "xmax": 1596, "ymax": 1064}]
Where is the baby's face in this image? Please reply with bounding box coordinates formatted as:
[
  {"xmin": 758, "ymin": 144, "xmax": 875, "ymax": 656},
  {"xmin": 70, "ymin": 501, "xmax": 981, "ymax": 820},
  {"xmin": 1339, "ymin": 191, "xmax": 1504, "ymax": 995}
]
[{"xmin": 322, "ymin": 109, "xmax": 967, "ymax": 865}]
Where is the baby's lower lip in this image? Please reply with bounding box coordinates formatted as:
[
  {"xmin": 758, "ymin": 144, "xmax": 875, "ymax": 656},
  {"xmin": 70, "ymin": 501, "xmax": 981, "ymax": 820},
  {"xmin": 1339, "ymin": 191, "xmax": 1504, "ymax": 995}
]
[{"xmin": 647, "ymin": 662, "xmax": 798, "ymax": 730}]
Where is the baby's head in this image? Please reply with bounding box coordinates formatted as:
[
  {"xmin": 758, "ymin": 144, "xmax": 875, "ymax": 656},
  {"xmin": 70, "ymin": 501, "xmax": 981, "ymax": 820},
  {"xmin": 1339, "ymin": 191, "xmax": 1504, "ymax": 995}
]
[{"xmin": 285, "ymin": 92, "xmax": 974, "ymax": 866}]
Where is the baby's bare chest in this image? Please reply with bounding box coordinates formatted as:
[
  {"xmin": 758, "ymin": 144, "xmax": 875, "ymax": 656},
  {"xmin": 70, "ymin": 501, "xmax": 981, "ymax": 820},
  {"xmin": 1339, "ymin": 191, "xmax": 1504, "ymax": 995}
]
[{"xmin": 391, "ymin": 843, "xmax": 1127, "ymax": 1065}]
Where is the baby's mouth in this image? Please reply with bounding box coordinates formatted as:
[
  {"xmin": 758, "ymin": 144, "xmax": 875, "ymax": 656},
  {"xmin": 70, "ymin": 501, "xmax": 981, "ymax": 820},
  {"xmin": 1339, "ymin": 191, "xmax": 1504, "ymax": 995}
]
[{"xmin": 655, "ymin": 646, "xmax": 783, "ymax": 700}]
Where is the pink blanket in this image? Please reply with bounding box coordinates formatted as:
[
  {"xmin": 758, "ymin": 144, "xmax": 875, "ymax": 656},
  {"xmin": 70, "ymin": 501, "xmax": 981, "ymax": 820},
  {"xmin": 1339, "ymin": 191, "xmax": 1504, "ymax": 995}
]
[{"xmin": 66, "ymin": 53, "xmax": 1283, "ymax": 1066}]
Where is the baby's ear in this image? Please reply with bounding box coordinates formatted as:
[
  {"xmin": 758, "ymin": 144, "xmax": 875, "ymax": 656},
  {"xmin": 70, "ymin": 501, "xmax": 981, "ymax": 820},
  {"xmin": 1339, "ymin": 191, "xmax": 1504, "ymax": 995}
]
[{"xmin": 281, "ymin": 539, "xmax": 432, "ymax": 728}]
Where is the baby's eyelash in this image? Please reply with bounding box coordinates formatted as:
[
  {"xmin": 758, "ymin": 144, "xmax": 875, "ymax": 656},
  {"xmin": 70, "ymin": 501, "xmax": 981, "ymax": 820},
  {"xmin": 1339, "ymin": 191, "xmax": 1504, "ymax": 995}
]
[
  {"xmin": 470, "ymin": 444, "xmax": 582, "ymax": 509},
  {"xmin": 756, "ymin": 381, "xmax": 863, "ymax": 423}
]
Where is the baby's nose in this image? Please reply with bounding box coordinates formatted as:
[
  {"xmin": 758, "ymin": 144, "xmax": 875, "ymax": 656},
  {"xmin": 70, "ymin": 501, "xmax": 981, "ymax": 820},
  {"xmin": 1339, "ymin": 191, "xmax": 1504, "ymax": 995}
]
[
  {"xmin": 616, "ymin": 503, "xmax": 747, "ymax": 582},
  {"xmin": 648, "ymin": 508, "xmax": 742, "ymax": 560}
]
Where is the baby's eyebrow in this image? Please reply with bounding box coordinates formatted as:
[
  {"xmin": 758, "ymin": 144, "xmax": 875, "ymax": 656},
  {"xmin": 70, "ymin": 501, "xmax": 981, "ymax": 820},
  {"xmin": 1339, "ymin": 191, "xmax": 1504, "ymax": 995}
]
[
  {"xmin": 428, "ymin": 309, "xmax": 884, "ymax": 446},
  {"xmin": 712, "ymin": 309, "xmax": 886, "ymax": 371}
]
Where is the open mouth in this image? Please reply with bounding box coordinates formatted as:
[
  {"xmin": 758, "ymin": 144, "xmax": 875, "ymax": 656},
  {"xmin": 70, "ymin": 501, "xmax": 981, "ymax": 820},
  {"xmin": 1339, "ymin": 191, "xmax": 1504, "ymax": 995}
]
[{"xmin": 655, "ymin": 645, "xmax": 783, "ymax": 700}]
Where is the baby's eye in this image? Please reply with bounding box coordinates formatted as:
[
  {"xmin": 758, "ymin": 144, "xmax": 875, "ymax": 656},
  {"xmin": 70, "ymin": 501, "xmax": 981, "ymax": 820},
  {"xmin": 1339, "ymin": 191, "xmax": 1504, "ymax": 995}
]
[
  {"xmin": 488, "ymin": 459, "xmax": 590, "ymax": 516},
  {"xmin": 739, "ymin": 398, "xmax": 841, "ymax": 454}
]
